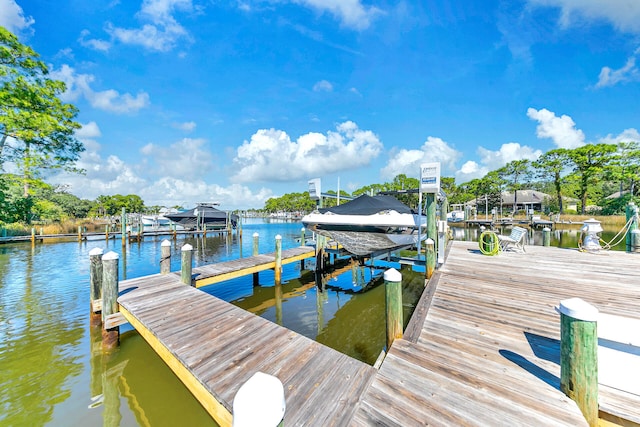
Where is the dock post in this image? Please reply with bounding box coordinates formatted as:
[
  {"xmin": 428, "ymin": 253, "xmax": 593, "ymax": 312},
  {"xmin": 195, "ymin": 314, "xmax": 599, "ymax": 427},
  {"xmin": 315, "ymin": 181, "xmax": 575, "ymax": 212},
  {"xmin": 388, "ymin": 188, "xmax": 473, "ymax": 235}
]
[
  {"xmin": 181, "ymin": 244, "xmax": 193, "ymax": 286},
  {"xmin": 105, "ymin": 225, "xmax": 109, "ymax": 240},
  {"xmin": 121, "ymin": 207, "xmax": 126, "ymax": 246},
  {"xmin": 384, "ymin": 268, "xmax": 403, "ymax": 350},
  {"xmin": 31, "ymin": 227, "xmax": 35, "ymax": 245},
  {"xmin": 274, "ymin": 235, "xmax": 282, "ymax": 285},
  {"xmin": 102, "ymin": 251, "xmax": 120, "ymax": 351},
  {"xmin": 543, "ymin": 227, "xmax": 551, "ymax": 247},
  {"xmin": 78, "ymin": 225, "xmax": 82, "ymax": 242},
  {"xmin": 160, "ymin": 239, "xmax": 171, "ymax": 274},
  {"xmin": 40, "ymin": 227, "xmax": 43, "ymax": 236},
  {"xmin": 233, "ymin": 372, "xmax": 285, "ymax": 427},
  {"xmin": 300, "ymin": 227, "xmax": 306, "ymax": 270},
  {"xmin": 426, "ymin": 238, "xmax": 435, "ymax": 279},
  {"xmin": 426, "ymin": 193, "xmax": 436, "ymax": 244},
  {"xmin": 626, "ymin": 202, "xmax": 638, "ymax": 252},
  {"xmin": 253, "ymin": 232, "xmax": 259, "ymax": 286},
  {"xmin": 632, "ymin": 229, "xmax": 640, "ymax": 253},
  {"xmin": 557, "ymin": 298, "xmax": 598, "ymax": 426},
  {"xmin": 89, "ymin": 248, "xmax": 103, "ymax": 327}
]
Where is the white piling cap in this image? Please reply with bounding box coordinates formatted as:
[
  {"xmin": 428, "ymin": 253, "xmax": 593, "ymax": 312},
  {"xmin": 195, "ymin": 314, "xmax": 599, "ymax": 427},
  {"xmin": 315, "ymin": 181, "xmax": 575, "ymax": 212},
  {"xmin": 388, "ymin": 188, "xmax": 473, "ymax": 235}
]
[
  {"xmin": 425, "ymin": 238, "xmax": 435, "ymax": 244},
  {"xmin": 181, "ymin": 244, "xmax": 193, "ymax": 251},
  {"xmin": 275, "ymin": 234, "xmax": 282, "ymax": 240},
  {"xmin": 384, "ymin": 268, "xmax": 402, "ymax": 283},
  {"xmin": 233, "ymin": 372, "xmax": 285, "ymax": 427},
  {"xmin": 89, "ymin": 247, "xmax": 104, "ymax": 256},
  {"xmin": 555, "ymin": 297, "xmax": 598, "ymax": 322},
  {"xmin": 161, "ymin": 239, "xmax": 171, "ymax": 247},
  {"xmin": 102, "ymin": 251, "xmax": 119, "ymax": 261},
  {"xmin": 253, "ymin": 232, "xmax": 259, "ymax": 238},
  {"xmin": 543, "ymin": 227, "xmax": 551, "ymax": 231}
]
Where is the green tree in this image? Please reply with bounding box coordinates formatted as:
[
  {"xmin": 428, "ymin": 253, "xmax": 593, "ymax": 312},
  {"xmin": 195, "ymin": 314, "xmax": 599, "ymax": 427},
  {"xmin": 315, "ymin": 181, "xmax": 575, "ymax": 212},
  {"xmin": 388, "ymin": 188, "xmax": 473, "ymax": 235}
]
[
  {"xmin": 566, "ymin": 143, "xmax": 617, "ymax": 213},
  {"xmin": 532, "ymin": 149, "xmax": 570, "ymax": 213},
  {"xmin": 0, "ymin": 26, "xmax": 83, "ymax": 197},
  {"xmin": 497, "ymin": 159, "xmax": 531, "ymax": 215},
  {"xmin": 610, "ymin": 142, "xmax": 640, "ymax": 197}
]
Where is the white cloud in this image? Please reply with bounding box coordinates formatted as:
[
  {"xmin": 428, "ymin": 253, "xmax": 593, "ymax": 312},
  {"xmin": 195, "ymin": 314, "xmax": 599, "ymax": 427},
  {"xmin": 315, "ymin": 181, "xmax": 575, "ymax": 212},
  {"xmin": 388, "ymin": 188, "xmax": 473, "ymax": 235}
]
[
  {"xmin": 106, "ymin": 0, "xmax": 193, "ymax": 51},
  {"xmin": 139, "ymin": 138, "xmax": 213, "ymax": 177},
  {"xmin": 231, "ymin": 121, "xmax": 383, "ymax": 183},
  {"xmin": 596, "ymin": 48, "xmax": 640, "ymax": 88},
  {"xmin": 0, "ymin": 0, "xmax": 34, "ymax": 35},
  {"xmin": 172, "ymin": 121, "xmax": 197, "ymax": 132},
  {"xmin": 293, "ymin": 0, "xmax": 383, "ymax": 30},
  {"xmin": 381, "ymin": 136, "xmax": 462, "ymax": 180},
  {"xmin": 313, "ymin": 80, "xmax": 333, "ymax": 92},
  {"xmin": 51, "ymin": 64, "xmax": 150, "ymax": 114},
  {"xmin": 527, "ymin": 107, "xmax": 585, "ymax": 149},
  {"xmin": 528, "ymin": 0, "xmax": 640, "ymax": 33},
  {"xmin": 597, "ymin": 128, "xmax": 640, "ymax": 145},
  {"xmin": 50, "ymin": 129, "xmax": 272, "ymax": 209},
  {"xmin": 78, "ymin": 29, "xmax": 111, "ymax": 51},
  {"xmin": 455, "ymin": 143, "xmax": 542, "ymax": 183},
  {"xmin": 76, "ymin": 122, "xmax": 102, "ymax": 139}
]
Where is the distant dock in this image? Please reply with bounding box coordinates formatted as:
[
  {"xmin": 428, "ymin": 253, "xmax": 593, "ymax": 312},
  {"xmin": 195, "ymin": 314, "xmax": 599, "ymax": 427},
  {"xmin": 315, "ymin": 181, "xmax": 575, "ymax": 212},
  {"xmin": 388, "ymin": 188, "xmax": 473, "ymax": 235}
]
[{"xmin": 93, "ymin": 240, "xmax": 639, "ymax": 425}]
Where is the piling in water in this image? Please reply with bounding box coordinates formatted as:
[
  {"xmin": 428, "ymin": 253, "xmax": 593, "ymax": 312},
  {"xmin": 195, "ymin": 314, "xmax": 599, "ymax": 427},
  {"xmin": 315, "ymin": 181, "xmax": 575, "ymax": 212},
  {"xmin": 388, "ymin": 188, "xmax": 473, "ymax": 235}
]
[
  {"xmin": 384, "ymin": 268, "xmax": 403, "ymax": 350},
  {"xmin": 181, "ymin": 244, "xmax": 193, "ymax": 286},
  {"xmin": 89, "ymin": 247, "xmax": 104, "ymax": 327},
  {"xmin": 160, "ymin": 239, "xmax": 171, "ymax": 274},
  {"xmin": 102, "ymin": 251, "xmax": 120, "ymax": 351}
]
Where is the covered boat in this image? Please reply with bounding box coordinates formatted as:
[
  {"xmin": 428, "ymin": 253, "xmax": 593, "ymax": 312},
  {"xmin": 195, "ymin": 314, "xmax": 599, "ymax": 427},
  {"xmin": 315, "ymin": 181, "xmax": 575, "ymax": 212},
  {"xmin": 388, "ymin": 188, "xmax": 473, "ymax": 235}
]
[
  {"xmin": 164, "ymin": 203, "xmax": 238, "ymax": 230},
  {"xmin": 301, "ymin": 194, "xmax": 424, "ymax": 256}
]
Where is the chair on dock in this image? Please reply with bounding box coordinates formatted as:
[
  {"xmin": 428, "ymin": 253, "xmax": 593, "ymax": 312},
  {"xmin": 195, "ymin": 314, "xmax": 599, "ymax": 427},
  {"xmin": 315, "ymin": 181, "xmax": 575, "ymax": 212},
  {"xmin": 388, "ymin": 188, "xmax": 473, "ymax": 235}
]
[{"xmin": 498, "ymin": 226, "xmax": 527, "ymax": 253}]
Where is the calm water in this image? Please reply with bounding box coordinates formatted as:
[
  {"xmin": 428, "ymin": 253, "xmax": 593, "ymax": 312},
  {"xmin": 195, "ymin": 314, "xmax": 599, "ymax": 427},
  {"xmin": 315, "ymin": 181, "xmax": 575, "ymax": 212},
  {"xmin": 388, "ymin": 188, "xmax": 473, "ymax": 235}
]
[{"xmin": 0, "ymin": 219, "xmax": 427, "ymax": 427}]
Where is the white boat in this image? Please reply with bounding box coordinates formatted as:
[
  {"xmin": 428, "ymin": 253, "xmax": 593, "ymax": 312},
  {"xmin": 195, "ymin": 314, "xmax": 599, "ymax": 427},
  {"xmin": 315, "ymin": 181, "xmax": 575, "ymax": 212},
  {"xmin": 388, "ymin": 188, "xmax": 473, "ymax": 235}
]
[
  {"xmin": 447, "ymin": 210, "xmax": 465, "ymax": 223},
  {"xmin": 141, "ymin": 215, "xmax": 171, "ymax": 228},
  {"xmin": 302, "ymin": 195, "xmax": 425, "ymax": 256}
]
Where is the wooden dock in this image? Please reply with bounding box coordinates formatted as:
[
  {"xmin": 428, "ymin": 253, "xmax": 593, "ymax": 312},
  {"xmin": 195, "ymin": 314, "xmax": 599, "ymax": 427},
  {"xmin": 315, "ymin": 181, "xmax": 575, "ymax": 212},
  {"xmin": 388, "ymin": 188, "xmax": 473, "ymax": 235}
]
[
  {"xmin": 112, "ymin": 240, "xmax": 639, "ymax": 426},
  {"xmin": 192, "ymin": 246, "xmax": 315, "ymax": 287},
  {"xmin": 352, "ymin": 241, "xmax": 639, "ymax": 426}
]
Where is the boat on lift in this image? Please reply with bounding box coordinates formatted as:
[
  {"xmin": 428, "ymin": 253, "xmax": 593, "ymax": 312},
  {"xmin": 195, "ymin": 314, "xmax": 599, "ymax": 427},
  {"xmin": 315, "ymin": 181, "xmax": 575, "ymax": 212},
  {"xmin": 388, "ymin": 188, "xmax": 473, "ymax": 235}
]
[
  {"xmin": 164, "ymin": 203, "xmax": 238, "ymax": 230},
  {"xmin": 301, "ymin": 194, "xmax": 425, "ymax": 256}
]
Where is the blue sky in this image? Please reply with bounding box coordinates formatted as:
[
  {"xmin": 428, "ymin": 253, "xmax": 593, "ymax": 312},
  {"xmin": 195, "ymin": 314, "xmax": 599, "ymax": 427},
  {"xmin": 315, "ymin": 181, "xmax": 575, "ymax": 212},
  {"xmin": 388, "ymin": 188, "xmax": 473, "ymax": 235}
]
[{"xmin": 2, "ymin": 0, "xmax": 639, "ymax": 210}]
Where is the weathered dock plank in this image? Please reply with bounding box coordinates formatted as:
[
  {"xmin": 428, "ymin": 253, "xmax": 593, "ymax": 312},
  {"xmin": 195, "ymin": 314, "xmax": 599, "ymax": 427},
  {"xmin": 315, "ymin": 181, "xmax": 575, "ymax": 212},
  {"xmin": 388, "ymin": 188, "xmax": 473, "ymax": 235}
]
[
  {"xmin": 117, "ymin": 270, "xmax": 376, "ymax": 426},
  {"xmin": 353, "ymin": 241, "xmax": 639, "ymax": 426},
  {"xmin": 192, "ymin": 246, "xmax": 315, "ymax": 287}
]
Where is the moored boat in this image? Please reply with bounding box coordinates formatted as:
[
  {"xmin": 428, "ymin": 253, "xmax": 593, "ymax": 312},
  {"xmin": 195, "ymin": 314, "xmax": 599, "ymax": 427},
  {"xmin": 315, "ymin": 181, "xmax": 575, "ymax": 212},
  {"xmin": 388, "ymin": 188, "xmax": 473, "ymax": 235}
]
[
  {"xmin": 302, "ymin": 194, "xmax": 425, "ymax": 256},
  {"xmin": 164, "ymin": 203, "xmax": 238, "ymax": 230}
]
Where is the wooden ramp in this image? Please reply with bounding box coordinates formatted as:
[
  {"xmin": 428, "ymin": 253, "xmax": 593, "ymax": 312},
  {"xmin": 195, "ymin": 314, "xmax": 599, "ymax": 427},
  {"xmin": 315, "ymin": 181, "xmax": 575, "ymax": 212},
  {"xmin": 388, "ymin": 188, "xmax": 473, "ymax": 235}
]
[
  {"xmin": 353, "ymin": 241, "xmax": 640, "ymax": 426},
  {"xmin": 191, "ymin": 246, "xmax": 315, "ymax": 287},
  {"xmin": 117, "ymin": 272, "xmax": 375, "ymax": 427}
]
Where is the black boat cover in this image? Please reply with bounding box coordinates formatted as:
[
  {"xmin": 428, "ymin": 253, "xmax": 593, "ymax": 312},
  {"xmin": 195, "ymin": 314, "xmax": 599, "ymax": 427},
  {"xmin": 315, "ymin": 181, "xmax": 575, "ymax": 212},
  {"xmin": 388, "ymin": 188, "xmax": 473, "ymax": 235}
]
[{"xmin": 318, "ymin": 194, "xmax": 413, "ymax": 215}]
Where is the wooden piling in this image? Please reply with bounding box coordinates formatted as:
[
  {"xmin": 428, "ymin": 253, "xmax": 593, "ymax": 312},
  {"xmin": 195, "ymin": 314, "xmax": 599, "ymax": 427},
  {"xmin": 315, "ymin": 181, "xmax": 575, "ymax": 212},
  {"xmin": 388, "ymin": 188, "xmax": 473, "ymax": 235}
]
[
  {"xmin": 425, "ymin": 238, "xmax": 435, "ymax": 279},
  {"xmin": 300, "ymin": 227, "xmax": 306, "ymax": 270},
  {"xmin": 274, "ymin": 235, "xmax": 282, "ymax": 285},
  {"xmin": 426, "ymin": 193, "xmax": 437, "ymax": 244},
  {"xmin": 253, "ymin": 232, "xmax": 259, "ymax": 286},
  {"xmin": 31, "ymin": 227, "xmax": 35, "ymax": 245},
  {"xmin": 181, "ymin": 244, "xmax": 193, "ymax": 286},
  {"xmin": 102, "ymin": 251, "xmax": 120, "ymax": 351},
  {"xmin": 543, "ymin": 227, "xmax": 551, "ymax": 247},
  {"xmin": 558, "ymin": 297, "xmax": 598, "ymax": 426},
  {"xmin": 121, "ymin": 207, "xmax": 126, "ymax": 245},
  {"xmin": 160, "ymin": 239, "xmax": 171, "ymax": 274},
  {"xmin": 78, "ymin": 225, "xmax": 82, "ymax": 242},
  {"xmin": 626, "ymin": 202, "xmax": 637, "ymax": 252},
  {"xmin": 384, "ymin": 268, "xmax": 403, "ymax": 350},
  {"xmin": 89, "ymin": 247, "xmax": 103, "ymax": 327},
  {"xmin": 105, "ymin": 224, "xmax": 109, "ymax": 240}
]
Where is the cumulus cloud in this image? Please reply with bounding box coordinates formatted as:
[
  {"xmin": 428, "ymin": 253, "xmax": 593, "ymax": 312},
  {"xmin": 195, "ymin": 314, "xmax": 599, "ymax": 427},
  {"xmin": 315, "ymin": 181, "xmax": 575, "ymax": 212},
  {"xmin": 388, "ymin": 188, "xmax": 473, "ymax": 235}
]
[
  {"xmin": 293, "ymin": 0, "xmax": 383, "ymax": 30},
  {"xmin": 455, "ymin": 143, "xmax": 542, "ymax": 183},
  {"xmin": 78, "ymin": 29, "xmax": 111, "ymax": 51},
  {"xmin": 597, "ymin": 128, "xmax": 640, "ymax": 145},
  {"xmin": 51, "ymin": 64, "xmax": 150, "ymax": 114},
  {"xmin": 50, "ymin": 129, "xmax": 272, "ymax": 209},
  {"xmin": 0, "ymin": 0, "xmax": 34, "ymax": 35},
  {"xmin": 527, "ymin": 0, "xmax": 640, "ymax": 33},
  {"xmin": 313, "ymin": 80, "xmax": 333, "ymax": 92},
  {"xmin": 231, "ymin": 121, "xmax": 383, "ymax": 183},
  {"xmin": 106, "ymin": 0, "xmax": 193, "ymax": 51},
  {"xmin": 381, "ymin": 136, "xmax": 462, "ymax": 180},
  {"xmin": 527, "ymin": 107, "xmax": 585, "ymax": 149},
  {"xmin": 172, "ymin": 121, "xmax": 197, "ymax": 132},
  {"xmin": 596, "ymin": 48, "xmax": 640, "ymax": 88}
]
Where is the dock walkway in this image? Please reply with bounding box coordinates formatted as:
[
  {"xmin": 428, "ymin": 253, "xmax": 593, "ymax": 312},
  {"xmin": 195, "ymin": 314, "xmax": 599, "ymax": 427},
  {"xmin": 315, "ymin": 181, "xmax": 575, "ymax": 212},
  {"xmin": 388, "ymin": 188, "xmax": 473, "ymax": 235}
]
[
  {"xmin": 115, "ymin": 240, "xmax": 639, "ymax": 426},
  {"xmin": 353, "ymin": 241, "xmax": 639, "ymax": 426}
]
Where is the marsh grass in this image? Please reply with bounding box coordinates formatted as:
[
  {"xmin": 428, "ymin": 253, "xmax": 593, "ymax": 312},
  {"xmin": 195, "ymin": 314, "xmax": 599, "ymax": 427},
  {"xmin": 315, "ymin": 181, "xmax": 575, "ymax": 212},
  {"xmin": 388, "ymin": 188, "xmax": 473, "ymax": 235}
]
[{"xmin": 1, "ymin": 219, "xmax": 111, "ymax": 236}]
